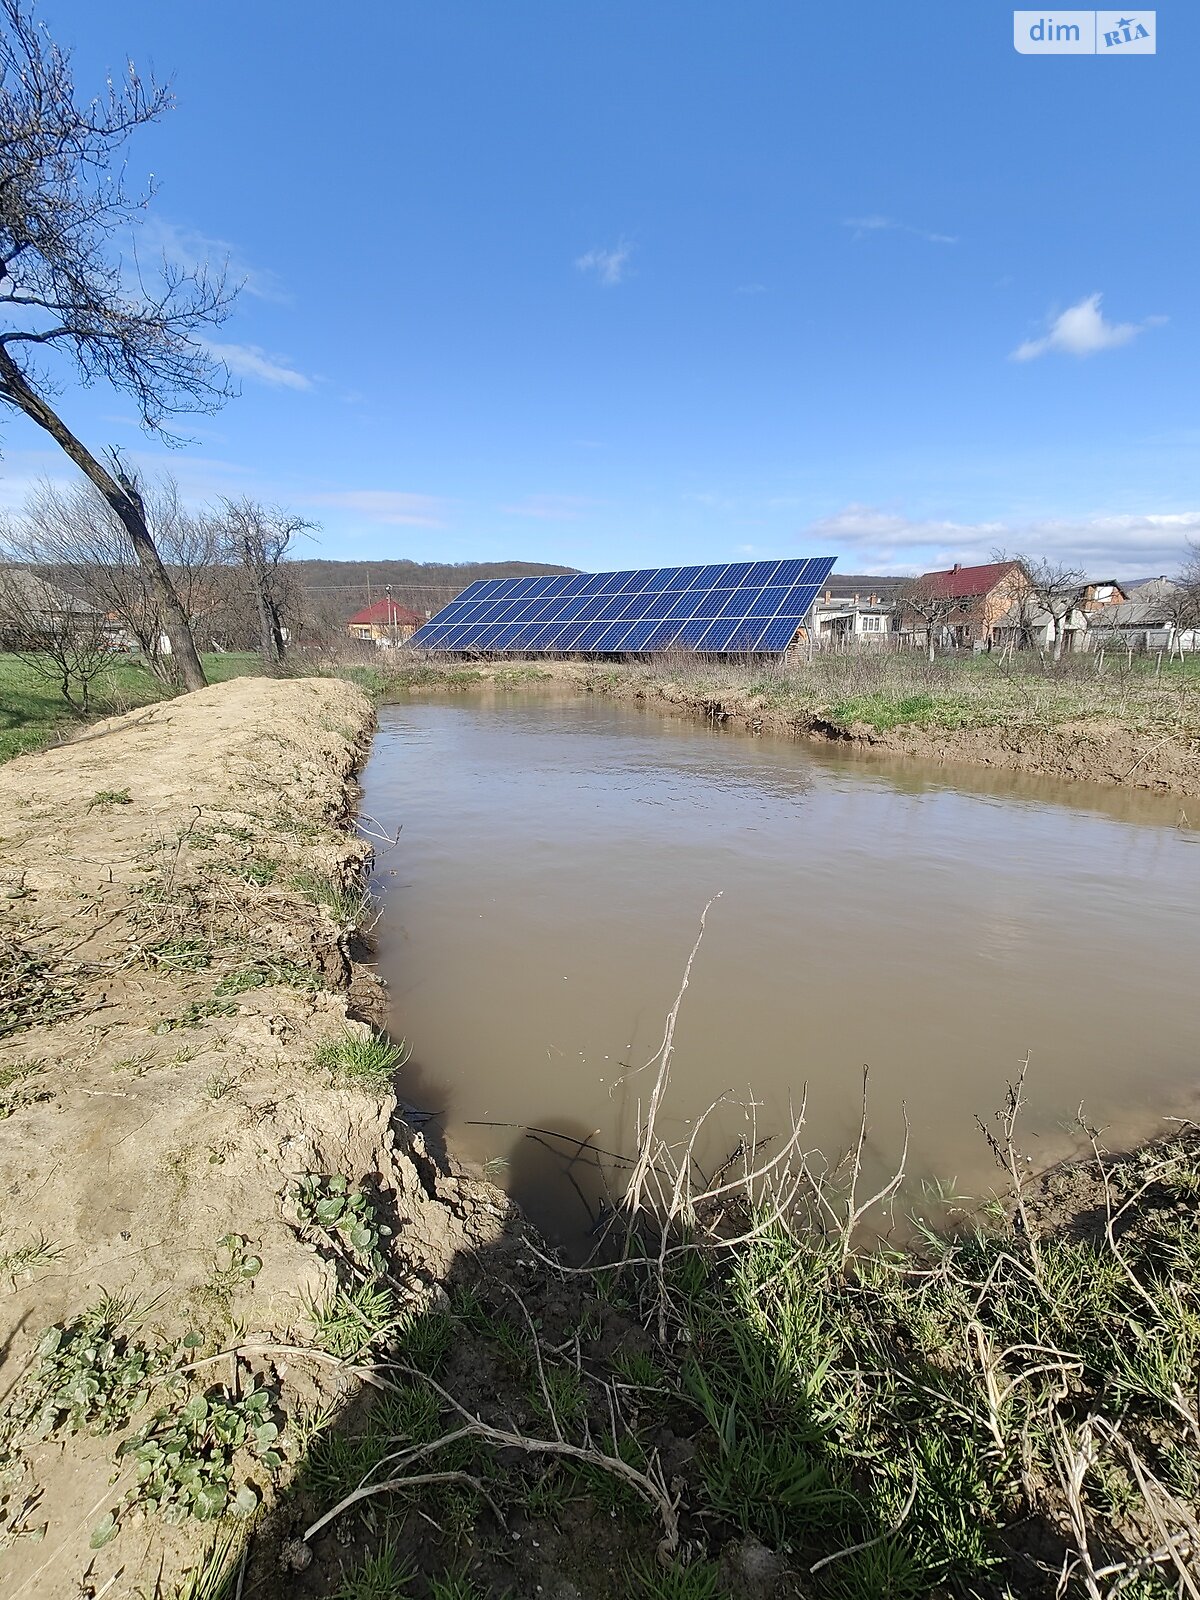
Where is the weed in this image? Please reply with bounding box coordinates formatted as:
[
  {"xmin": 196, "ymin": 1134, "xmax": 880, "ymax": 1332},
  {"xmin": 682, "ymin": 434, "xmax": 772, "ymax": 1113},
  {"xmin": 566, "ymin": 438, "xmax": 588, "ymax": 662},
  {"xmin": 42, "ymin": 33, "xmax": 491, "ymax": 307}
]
[
  {"xmin": 192, "ymin": 1234, "xmax": 263, "ymax": 1323},
  {"xmin": 428, "ymin": 1576, "xmax": 486, "ymax": 1600},
  {"xmin": 204, "ymin": 1068, "xmax": 236, "ymax": 1100},
  {"xmin": 308, "ymin": 1281, "xmax": 398, "ymax": 1358},
  {"xmin": 629, "ymin": 1554, "xmax": 723, "ymax": 1599},
  {"xmin": 213, "ymin": 957, "xmax": 321, "ymax": 996},
  {"xmin": 331, "ymin": 1540, "xmax": 417, "ymax": 1600},
  {"xmin": 218, "ymin": 855, "xmax": 277, "ymax": 887},
  {"xmin": 116, "ymin": 1371, "xmax": 282, "ymax": 1524},
  {"xmin": 0, "ymin": 1055, "xmax": 50, "ymax": 1117},
  {"xmin": 293, "ymin": 1173, "xmax": 393, "ymax": 1273},
  {"xmin": 290, "ymin": 868, "xmax": 373, "ymax": 927},
  {"xmin": 142, "ymin": 939, "xmax": 212, "ymax": 973},
  {"xmin": 2, "ymin": 1294, "xmax": 163, "ymax": 1439},
  {"xmin": 312, "ymin": 1029, "xmax": 409, "ymax": 1092},
  {"xmin": 86, "ymin": 788, "xmax": 132, "ymax": 810},
  {"xmin": 0, "ymin": 1234, "xmax": 62, "ymax": 1286},
  {"xmin": 154, "ymin": 997, "xmax": 238, "ymax": 1033}
]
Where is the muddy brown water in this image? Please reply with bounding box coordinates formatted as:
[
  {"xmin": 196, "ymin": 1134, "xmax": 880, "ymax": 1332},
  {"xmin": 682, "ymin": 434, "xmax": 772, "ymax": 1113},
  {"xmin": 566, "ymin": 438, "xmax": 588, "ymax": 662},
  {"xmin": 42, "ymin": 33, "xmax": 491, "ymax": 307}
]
[{"xmin": 359, "ymin": 693, "xmax": 1200, "ymax": 1242}]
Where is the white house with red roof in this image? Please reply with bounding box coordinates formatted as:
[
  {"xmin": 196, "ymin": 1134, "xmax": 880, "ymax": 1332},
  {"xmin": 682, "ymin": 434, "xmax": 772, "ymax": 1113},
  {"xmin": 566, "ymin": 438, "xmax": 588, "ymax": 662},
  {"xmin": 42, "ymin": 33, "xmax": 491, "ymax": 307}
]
[{"xmin": 346, "ymin": 596, "xmax": 424, "ymax": 645}]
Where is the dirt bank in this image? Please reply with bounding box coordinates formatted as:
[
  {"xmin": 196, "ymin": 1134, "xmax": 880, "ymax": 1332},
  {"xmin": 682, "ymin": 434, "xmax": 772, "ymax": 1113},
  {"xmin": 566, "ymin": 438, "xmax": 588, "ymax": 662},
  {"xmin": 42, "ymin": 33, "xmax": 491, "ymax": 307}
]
[
  {"xmin": 0, "ymin": 679, "xmax": 517, "ymax": 1596},
  {"xmin": 374, "ymin": 659, "xmax": 1200, "ymax": 796}
]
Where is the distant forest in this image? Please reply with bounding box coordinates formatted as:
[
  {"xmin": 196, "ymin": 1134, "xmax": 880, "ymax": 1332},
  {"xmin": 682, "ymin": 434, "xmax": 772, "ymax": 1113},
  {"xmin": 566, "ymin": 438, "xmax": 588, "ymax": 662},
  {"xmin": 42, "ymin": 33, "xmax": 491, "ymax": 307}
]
[{"xmin": 290, "ymin": 558, "xmax": 577, "ymax": 623}]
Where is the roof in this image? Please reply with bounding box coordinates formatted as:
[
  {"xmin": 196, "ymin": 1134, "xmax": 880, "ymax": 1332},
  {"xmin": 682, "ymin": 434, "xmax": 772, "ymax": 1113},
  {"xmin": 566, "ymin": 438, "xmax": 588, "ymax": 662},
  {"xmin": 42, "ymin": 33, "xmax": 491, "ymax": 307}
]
[
  {"xmin": 348, "ymin": 597, "xmax": 423, "ymax": 628},
  {"xmin": 1117, "ymin": 577, "xmax": 1179, "ymax": 606},
  {"xmin": 0, "ymin": 568, "xmax": 102, "ymax": 615},
  {"xmin": 1095, "ymin": 594, "xmax": 1183, "ymax": 628},
  {"xmin": 917, "ymin": 561, "xmax": 1022, "ymax": 600},
  {"xmin": 819, "ymin": 573, "xmax": 907, "ymax": 600}
]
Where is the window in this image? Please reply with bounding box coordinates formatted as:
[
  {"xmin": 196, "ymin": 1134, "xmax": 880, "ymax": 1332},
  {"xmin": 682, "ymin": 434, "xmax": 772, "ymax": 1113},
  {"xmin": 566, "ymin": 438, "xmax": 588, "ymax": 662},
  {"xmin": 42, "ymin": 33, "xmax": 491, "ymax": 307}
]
[{"xmin": 860, "ymin": 614, "xmax": 884, "ymax": 632}]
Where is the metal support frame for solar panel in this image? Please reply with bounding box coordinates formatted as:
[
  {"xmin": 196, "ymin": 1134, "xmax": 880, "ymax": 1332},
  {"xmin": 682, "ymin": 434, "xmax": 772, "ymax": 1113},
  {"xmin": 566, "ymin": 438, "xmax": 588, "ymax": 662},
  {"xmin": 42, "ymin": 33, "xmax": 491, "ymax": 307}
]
[{"xmin": 409, "ymin": 556, "xmax": 837, "ymax": 656}]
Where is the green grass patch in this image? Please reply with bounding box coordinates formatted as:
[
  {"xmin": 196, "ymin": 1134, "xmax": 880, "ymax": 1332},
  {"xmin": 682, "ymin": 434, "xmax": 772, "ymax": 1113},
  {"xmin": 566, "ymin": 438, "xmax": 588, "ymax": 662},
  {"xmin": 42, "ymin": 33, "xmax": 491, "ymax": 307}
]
[{"xmin": 0, "ymin": 652, "xmax": 263, "ymax": 764}]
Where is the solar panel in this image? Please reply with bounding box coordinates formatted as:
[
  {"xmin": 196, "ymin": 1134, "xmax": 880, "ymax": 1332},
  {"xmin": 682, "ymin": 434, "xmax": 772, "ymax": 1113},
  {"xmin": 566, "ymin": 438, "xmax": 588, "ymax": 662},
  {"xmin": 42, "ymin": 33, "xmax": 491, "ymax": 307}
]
[{"xmin": 408, "ymin": 556, "xmax": 836, "ymax": 655}]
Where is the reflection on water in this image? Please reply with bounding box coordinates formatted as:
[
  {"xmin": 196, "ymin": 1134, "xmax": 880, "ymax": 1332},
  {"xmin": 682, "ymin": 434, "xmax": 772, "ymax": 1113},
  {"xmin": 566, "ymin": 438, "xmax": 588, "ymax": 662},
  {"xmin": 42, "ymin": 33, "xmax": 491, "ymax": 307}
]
[{"xmin": 359, "ymin": 692, "xmax": 1200, "ymax": 1242}]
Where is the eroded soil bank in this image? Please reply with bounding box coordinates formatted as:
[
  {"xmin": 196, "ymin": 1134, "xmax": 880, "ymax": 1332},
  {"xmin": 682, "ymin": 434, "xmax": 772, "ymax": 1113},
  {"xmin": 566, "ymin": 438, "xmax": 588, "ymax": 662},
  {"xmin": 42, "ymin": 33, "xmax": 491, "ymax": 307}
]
[
  {"xmin": 0, "ymin": 679, "xmax": 522, "ymax": 1595},
  {"xmin": 363, "ymin": 659, "xmax": 1200, "ymax": 797}
]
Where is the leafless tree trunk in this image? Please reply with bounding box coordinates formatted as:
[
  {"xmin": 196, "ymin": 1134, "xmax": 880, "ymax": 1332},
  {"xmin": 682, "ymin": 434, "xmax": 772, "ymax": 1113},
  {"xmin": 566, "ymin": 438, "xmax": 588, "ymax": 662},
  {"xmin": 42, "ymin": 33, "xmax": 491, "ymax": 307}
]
[{"xmin": 0, "ymin": 0, "xmax": 241, "ymax": 692}]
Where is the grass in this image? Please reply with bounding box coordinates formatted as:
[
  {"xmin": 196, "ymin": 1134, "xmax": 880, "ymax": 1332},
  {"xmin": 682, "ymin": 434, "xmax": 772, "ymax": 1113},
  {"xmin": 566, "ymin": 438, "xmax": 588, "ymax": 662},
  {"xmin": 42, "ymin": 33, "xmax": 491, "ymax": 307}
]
[
  {"xmin": 312, "ymin": 1029, "xmax": 409, "ymax": 1091},
  {"xmin": 0, "ymin": 651, "xmax": 263, "ymax": 763},
  {"xmin": 281, "ymin": 1120, "xmax": 1200, "ymax": 1600},
  {"xmin": 290, "ymin": 868, "xmax": 374, "ymax": 927}
]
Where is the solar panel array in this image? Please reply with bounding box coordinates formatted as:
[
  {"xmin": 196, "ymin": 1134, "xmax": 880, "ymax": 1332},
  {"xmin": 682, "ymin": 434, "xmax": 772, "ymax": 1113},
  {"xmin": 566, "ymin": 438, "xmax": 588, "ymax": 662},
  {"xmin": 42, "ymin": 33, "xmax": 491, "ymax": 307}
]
[{"xmin": 409, "ymin": 556, "xmax": 836, "ymax": 655}]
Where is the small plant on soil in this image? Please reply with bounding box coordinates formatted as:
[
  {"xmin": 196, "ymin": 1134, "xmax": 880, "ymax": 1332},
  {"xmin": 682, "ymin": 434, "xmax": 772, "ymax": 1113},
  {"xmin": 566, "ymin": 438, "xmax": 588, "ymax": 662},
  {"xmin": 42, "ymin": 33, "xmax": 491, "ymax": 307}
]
[
  {"xmin": 308, "ymin": 1281, "xmax": 398, "ymax": 1358},
  {"xmin": 213, "ymin": 956, "xmax": 321, "ymax": 996},
  {"xmin": 630, "ymin": 1555, "xmax": 724, "ymax": 1600},
  {"xmin": 331, "ymin": 1540, "xmax": 418, "ymax": 1600},
  {"xmin": 154, "ymin": 996, "xmax": 238, "ymax": 1032},
  {"xmin": 290, "ymin": 867, "xmax": 374, "ymax": 927},
  {"xmin": 115, "ymin": 1372, "xmax": 282, "ymax": 1525},
  {"xmin": 312, "ymin": 1028, "xmax": 408, "ymax": 1091},
  {"xmin": 292, "ymin": 1173, "xmax": 392, "ymax": 1273},
  {"xmin": 86, "ymin": 787, "xmax": 132, "ymax": 810},
  {"xmin": 1, "ymin": 1296, "xmax": 286, "ymax": 1541},
  {"xmin": 2, "ymin": 1293, "xmax": 163, "ymax": 1440},
  {"xmin": 0, "ymin": 1234, "xmax": 61, "ymax": 1286},
  {"xmin": 0, "ymin": 1056, "xmax": 50, "ymax": 1116},
  {"xmin": 218, "ymin": 855, "xmax": 278, "ymax": 887}
]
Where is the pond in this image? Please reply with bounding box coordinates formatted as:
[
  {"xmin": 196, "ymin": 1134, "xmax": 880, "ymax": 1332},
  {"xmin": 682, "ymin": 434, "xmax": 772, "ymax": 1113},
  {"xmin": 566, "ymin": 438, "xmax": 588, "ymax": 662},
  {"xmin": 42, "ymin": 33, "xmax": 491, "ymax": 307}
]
[{"xmin": 359, "ymin": 692, "xmax": 1200, "ymax": 1241}]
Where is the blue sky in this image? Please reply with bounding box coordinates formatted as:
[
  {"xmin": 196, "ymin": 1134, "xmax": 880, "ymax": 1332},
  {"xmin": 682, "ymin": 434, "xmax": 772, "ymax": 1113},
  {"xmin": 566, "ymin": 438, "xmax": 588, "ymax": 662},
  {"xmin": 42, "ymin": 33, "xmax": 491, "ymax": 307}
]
[{"xmin": 2, "ymin": 1, "xmax": 1197, "ymax": 578}]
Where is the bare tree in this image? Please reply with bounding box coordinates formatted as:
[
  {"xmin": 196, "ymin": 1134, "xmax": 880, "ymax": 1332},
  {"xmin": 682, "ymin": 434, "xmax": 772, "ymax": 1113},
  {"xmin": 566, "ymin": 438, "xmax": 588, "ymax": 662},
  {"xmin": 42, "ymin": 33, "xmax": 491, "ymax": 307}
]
[
  {"xmin": 1168, "ymin": 543, "xmax": 1200, "ymax": 648},
  {"xmin": 1016, "ymin": 556, "xmax": 1086, "ymax": 663},
  {"xmin": 0, "ymin": 559, "xmax": 113, "ymax": 711},
  {"xmin": 10, "ymin": 475, "xmax": 226, "ymax": 681},
  {"xmin": 896, "ymin": 577, "xmax": 967, "ymax": 662},
  {"xmin": 0, "ymin": 0, "xmax": 239, "ymax": 691},
  {"xmin": 214, "ymin": 498, "xmax": 312, "ymax": 669}
]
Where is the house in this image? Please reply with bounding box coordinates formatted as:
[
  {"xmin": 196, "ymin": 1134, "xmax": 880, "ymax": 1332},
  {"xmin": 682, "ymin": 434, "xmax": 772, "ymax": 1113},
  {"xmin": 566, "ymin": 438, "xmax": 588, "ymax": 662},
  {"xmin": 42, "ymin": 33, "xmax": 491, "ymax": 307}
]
[
  {"xmin": 903, "ymin": 561, "xmax": 1028, "ymax": 649},
  {"xmin": 811, "ymin": 575, "xmax": 905, "ymax": 645},
  {"xmin": 1087, "ymin": 578, "xmax": 1200, "ymax": 654},
  {"xmin": 346, "ymin": 596, "xmax": 424, "ymax": 646},
  {"xmin": 0, "ymin": 568, "xmax": 109, "ymax": 648},
  {"xmin": 992, "ymin": 579, "xmax": 1128, "ymax": 655}
]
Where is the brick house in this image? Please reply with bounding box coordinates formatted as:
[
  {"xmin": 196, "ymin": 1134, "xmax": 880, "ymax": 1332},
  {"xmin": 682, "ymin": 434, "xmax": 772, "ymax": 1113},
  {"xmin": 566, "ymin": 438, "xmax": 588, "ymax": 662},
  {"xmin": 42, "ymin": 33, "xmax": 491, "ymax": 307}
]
[
  {"xmin": 346, "ymin": 597, "xmax": 424, "ymax": 645},
  {"xmin": 909, "ymin": 561, "xmax": 1029, "ymax": 649}
]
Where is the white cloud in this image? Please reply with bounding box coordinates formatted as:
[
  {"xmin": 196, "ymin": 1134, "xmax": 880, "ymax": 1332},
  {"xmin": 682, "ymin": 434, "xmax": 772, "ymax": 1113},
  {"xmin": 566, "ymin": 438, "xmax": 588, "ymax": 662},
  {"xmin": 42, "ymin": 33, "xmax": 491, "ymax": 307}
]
[
  {"xmin": 204, "ymin": 341, "xmax": 313, "ymax": 391},
  {"xmin": 1012, "ymin": 293, "xmax": 1165, "ymax": 361},
  {"xmin": 735, "ymin": 282, "xmax": 767, "ymax": 295},
  {"xmin": 305, "ymin": 490, "xmax": 446, "ymax": 527},
  {"xmin": 843, "ymin": 215, "xmax": 958, "ymax": 245},
  {"xmin": 804, "ymin": 503, "xmax": 1200, "ymax": 578},
  {"xmin": 575, "ymin": 241, "xmax": 633, "ymax": 286},
  {"xmin": 136, "ymin": 217, "xmax": 289, "ymax": 303}
]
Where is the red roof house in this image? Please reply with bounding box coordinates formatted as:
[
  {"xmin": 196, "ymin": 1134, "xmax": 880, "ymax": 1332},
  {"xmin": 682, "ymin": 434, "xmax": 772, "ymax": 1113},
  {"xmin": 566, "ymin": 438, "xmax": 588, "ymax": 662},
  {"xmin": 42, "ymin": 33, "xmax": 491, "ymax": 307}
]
[
  {"xmin": 911, "ymin": 561, "xmax": 1028, "ymax": 646},
  {"xmin": 347, "ymin": 597, "xmax": 423, "ymax": 643}
]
